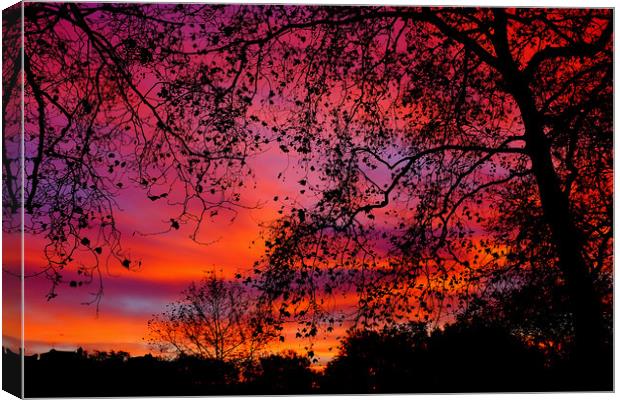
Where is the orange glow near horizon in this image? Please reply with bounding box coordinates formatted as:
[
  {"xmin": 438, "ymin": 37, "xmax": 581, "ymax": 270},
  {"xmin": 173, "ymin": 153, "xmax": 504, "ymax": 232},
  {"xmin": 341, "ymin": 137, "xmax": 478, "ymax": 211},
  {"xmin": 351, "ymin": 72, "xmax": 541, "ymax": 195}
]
[{"xmin": 13, "ymin": 147, "xmax": 353, "ymax": 364}]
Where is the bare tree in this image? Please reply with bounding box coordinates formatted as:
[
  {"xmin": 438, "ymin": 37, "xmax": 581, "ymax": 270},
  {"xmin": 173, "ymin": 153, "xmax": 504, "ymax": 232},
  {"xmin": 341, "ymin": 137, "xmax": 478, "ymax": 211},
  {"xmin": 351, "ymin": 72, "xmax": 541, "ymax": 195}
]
[{"xmin": 147, "ymin": 273, "xmax": 275, "ymax": 363}]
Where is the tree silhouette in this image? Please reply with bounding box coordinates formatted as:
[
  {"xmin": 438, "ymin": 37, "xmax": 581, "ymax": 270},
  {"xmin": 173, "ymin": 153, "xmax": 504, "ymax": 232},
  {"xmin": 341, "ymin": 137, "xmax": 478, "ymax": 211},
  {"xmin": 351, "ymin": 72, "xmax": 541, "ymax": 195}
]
[
  {"xmin": 6, "ymin": 3, "xmax": 266, "ymax": 302},
  {"xmin": 246, "ymin": 350, "xmax": 316, "ymax": 394},
  {"xmin": 323, "ymin": 320, "xmax": 553, "ymax": 393},
  {"xmin": 219, "ymin": 7, "xmax": 611, "ymax": 372},
  {"xmin": 457, "ymin": 265, "xmax": 613, "ymax": 388},
  {"xmin": 147, "ymin": 273, "xmax": 275, "ymax": 363},
  {"xmin": 323, "ymin": 323, "xmax": 430, "ymax": 393}
]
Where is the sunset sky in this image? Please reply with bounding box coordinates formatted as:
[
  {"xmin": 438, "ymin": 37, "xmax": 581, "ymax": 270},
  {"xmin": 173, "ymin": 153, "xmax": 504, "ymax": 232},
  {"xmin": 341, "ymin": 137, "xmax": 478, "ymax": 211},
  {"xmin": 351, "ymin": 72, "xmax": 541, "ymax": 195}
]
[
  {"xmin": 0, "ymin": 13, "xmax": 528, "ymax": 365},
  {"xmin": 6, "ymin": 146, "xmax": 351, "ymax": 363},
  {"xmin": 2, "ymin": 5, "xmax": 612, "ymax": 376}
]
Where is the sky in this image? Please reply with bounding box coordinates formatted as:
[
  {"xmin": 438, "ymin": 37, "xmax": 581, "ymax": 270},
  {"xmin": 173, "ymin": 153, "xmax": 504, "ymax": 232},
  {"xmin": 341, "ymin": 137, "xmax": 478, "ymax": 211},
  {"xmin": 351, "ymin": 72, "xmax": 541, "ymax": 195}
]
[
  {"xmin": 3, "ymin": 4, "xmax": 611, "ymax": 370},
  {"xmin": 4, "ymin": 145, "xmax": 350, "ymax": 364},
  {"xmin": 1, "ymin": 4, "xmax": 360, "ymax": 364},
  {"xmin": 1, "ymin": 4, "xmax": 494, "ymax": 364}
]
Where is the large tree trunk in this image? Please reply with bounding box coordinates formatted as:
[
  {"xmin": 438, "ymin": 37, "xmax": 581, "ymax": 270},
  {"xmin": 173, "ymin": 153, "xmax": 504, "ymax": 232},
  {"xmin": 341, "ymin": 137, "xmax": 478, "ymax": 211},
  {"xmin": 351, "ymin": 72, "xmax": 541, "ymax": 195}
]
[
  {"xmin": 508, "ymin": 74, "xmax": 608, "ymax": 385},
  {"xmin": 485, "ymin": 10, "xmax": 608, "ymax": 385}
]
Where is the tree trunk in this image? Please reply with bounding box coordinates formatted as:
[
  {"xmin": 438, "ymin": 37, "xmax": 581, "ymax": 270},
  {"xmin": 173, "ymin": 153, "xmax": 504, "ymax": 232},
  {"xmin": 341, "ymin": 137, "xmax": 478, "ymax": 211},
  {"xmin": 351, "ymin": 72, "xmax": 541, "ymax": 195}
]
[
  {"xmin": 507, "ymin": 74, "xmax": 607, "ymax": 383},
  {"xmin": 485, "ymin": 10, "xmax": 608, "ymax": 383}
]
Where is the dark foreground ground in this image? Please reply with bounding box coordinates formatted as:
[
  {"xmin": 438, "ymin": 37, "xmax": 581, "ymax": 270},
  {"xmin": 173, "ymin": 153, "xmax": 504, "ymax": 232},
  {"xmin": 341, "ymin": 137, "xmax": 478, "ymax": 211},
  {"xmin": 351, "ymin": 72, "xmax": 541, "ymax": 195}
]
[{"xmin": 4, "ymin": 324, "xmax": 613, "ymax": 396}]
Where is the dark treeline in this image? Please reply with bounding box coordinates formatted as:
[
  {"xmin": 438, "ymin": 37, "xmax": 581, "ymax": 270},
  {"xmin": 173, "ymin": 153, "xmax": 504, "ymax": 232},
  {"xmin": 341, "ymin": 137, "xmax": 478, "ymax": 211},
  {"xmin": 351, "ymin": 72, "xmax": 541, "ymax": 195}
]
[{"xmin": 12, "ymin": 319, "xmax": 611, "ymax": 397}]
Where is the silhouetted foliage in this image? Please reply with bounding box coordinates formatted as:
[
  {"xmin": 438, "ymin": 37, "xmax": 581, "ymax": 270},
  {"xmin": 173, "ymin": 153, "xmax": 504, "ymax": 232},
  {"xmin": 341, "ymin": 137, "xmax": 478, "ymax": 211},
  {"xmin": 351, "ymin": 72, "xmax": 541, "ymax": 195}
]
[
  {"xmin": 458, "ymin": 271, "xmax": 613, "ymax": 389},
  {"xmin": 323, "ymin": 320, "xmax": 610, "ymax": 393},
  {"xmin": 245, "ymin": 350, "xmax": 317, "ymax": 394},
  {"xmin": 4, "ymin": 4, "xmax": 613, "ymax": 389},
  {"xmin": 424, "ymin": 322, "xmax": 548, "ymax": 392},
  {"xmin": 22, "ymin": 348, "xmax": 244, "ymax": 397},
  {"xmin": 220, "ymin": 6, "xmax": 612, "ymax": 374},
  {"xmin": 20, "ymin": 347, "xmax": 318, "ymax": 396},
  {"xmin": 2, "ymin": 348, "xmax": 21, "ymax": 397},
  {"xmin": 323, "ymin": 323, "xmax": 430, "ymax": 393},
  {"xmin": 7, "ymin": 3, "xmax": 267, "ymax": 303},
  {"xmin": 17, "ymin": 318, "xmax": 611, "ymax": 396}
]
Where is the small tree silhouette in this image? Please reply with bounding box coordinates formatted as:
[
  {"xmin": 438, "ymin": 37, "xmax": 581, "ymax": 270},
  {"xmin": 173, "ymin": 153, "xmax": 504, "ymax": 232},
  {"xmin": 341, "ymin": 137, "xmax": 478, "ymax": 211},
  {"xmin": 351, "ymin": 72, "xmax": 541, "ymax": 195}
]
[{"xmin": 147, "ymin": 272, "xmax": 275, "ymax": 364}]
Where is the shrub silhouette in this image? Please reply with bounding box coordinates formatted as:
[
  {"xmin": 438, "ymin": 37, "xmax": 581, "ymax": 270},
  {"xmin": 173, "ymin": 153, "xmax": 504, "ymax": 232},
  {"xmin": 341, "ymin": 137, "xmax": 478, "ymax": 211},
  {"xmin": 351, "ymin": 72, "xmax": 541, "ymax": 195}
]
[
  {"xmin": 247, "ymin": 351, "xmax": 316, "ymax": 394},
  {"xmin": 424, "ymin": 322, "xmax": 548, "ymax": 392},
  {"xmin": 323, "ymin": 323, "xmax": 430, "ymax": 393},
  {"xmin": 323, "ymin": 321, "xmax": 557, "ymax": 393}
]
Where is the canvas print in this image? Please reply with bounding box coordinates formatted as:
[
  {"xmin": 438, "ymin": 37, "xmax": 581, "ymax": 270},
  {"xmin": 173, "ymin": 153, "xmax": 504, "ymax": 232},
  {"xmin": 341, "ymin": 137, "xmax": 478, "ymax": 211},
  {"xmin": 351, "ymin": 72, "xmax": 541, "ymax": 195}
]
[{"xmin": 2, "ymin": 2, "xmax": 613, "ymax": 397}]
